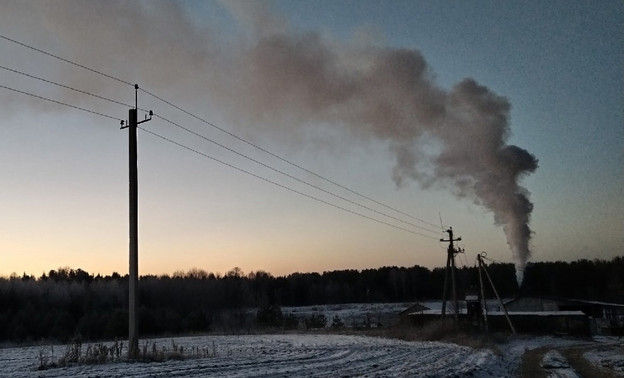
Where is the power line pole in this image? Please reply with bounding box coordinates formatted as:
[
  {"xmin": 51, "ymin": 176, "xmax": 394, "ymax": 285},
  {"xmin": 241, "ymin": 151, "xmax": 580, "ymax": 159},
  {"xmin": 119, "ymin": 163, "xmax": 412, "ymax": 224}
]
[
  {"xmin": 477, "ymin": 253, "xmax": 489, "ymax": 332},
  {"xmin": 440, "ymin": 227, "xmax": 461, "ymax": 321},
  {"xmin": 120, "ymin": 84, "xmax": 151, "ymax": 359},
  {"xmin": 478, "ymin": 252, "xmax": 516, "ymax": 335}
]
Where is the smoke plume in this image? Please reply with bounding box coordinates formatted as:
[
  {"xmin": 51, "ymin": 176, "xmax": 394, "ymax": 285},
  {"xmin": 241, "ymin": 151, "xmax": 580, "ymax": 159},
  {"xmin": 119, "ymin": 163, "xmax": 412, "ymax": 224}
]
[{"xmin": 1, "ymin": 1, "xmax": 538, "ymax": 283}]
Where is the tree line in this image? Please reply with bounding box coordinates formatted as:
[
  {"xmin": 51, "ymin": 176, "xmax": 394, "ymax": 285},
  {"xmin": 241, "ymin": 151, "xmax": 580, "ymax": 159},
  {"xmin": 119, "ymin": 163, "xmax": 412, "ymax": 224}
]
[{"xmin": 0, "ymin": 257, "xmax": 622, "ymax": 342}]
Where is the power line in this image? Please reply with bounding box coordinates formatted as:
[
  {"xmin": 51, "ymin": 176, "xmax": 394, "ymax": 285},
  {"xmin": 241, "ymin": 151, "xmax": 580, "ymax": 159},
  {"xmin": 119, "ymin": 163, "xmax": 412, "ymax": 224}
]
[
  {"xmin": 0, "ymin": 32, "xmax": 440, "ymax": 230},
  {"xmin": 155, "ymin": 114, "xmax": 441, "ymax": 235},
  {"xmin": 0, "ymin": 64, "xmax": 132, "ymax": 108},
  {"xmin": 0, "ymin": 82, "xmax": 439, "ymax": 240},
  {"xmin": 139, "ymin": 127, "xmax": 441, "ymax": 240},
  {"xmin": 0, "ymin": 84, "xmax": 122, "ymax": 121},
  {"xmin": 0, "ymin": 34, "xmax": 133, "ymax": 87},
  {"xmin": 480, "ymin": 254, "xmax": 511, "ymax": 266},
  {"xmin": 140, "ymin": 87, "xmax": 441, "ymax": 230}
]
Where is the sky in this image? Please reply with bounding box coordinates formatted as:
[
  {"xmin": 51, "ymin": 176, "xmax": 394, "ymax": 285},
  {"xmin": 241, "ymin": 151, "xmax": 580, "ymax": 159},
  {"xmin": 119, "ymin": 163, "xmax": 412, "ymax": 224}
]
[{"xmin": 0, "ymin": 0, "xmax": 622, "ymax": 279}]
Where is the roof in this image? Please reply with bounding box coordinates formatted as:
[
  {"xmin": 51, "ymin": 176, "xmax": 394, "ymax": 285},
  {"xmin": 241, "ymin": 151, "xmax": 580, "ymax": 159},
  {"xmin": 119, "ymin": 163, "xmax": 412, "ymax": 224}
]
[
  {"xmin": 407, "ymin": 310, "xmax": 586, "ymax": 317},
  {"xmin": 504, "ymin": 296, "xmax": 624, "ymax": 308},
  {"xmin": 488, "ymin": 311, "xmax": 587, "ymax": 316},
  {"xmin": 399, "ymin": 302, "xmax": 430, "ymax": 315}
]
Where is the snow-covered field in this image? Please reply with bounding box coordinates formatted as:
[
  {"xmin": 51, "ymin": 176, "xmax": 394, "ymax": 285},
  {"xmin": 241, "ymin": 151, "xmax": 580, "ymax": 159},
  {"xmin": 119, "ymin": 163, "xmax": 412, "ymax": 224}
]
[
  {"xmin": 1, "ymin": 302, "xmax": 622, "ymax": 377},
  {"xmin": 281, "ymin": 302, "xmax": 412, "ymax": 327},
  {"xmin": 1, "ymin": 333, "xmax": 622, "ymax": 377},
  {"xmin": 1, "ymin": 334, "xmax": 507, "ymax": 377}
]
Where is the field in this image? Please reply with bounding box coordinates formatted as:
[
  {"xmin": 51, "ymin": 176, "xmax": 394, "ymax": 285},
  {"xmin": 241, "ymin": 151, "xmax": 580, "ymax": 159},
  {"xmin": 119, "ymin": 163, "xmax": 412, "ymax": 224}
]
[
  {"xmin": 2, "ymin": 334, "xmax": 508, "ymax": 377},
  {"xmin": 1, "ymin": 333, "xmax": 622, "ymax": 377},
  {"xmin": 1, "ymin": 302, "xmax": 622, "ymax": 377}
]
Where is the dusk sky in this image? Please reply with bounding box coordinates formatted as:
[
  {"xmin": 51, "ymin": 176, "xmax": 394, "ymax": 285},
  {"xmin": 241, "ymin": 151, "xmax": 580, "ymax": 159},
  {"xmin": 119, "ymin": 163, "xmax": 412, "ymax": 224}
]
[{"xmin": 1, "ymin": 1, "xmax": 622, "ymax": 279}]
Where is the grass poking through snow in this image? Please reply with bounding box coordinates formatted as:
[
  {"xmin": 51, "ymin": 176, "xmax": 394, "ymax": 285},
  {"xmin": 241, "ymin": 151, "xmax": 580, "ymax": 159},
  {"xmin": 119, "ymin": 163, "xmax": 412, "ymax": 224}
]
[{"xmin": 37, "ymin": 338, "xmax": 218, "ymax": 370}]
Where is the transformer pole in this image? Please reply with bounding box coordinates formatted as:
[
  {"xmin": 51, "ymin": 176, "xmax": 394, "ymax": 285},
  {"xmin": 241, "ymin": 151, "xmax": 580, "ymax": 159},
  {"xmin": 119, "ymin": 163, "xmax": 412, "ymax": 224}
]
[
  {"xmin": 440, "ymin": 228, "xmax": 461, "ymax": 321},
  {"xmin": 121, "ymin": 85, "xmax": 151, "ymax": 359}
]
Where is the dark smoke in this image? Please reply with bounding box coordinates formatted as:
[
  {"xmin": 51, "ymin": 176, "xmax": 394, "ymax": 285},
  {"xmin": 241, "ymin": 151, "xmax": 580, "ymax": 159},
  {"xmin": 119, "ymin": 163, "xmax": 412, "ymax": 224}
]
[{"xmin": 1, "ymin": 1, "xmax": 538, "ymax": 283}]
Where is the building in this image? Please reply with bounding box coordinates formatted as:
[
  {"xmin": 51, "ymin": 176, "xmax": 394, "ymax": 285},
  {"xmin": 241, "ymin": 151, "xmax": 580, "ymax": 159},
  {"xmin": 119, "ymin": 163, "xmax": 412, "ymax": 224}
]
[
  {"xmin": 504, "ymin": 296, "xmax": 624, "ymax": 336},
  {"xmin": 400, "ymin": 296, "xmax": 624, "ymax": 336}
]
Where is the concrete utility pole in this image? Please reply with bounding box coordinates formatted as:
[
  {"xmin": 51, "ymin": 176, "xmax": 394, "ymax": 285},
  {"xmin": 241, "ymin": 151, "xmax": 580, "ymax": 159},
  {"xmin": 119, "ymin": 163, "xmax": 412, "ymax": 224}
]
[
  {"xmin": 120, "ymin": 84, "xmax": 152, "ymax": 359},
  {"xmin": 440, "ymin": 227, "xmax": 461, "ymax": 321}
]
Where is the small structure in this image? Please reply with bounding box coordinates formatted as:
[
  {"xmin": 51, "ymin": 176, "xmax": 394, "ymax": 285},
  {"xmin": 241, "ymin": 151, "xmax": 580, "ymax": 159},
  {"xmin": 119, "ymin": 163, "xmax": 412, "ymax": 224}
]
[
  {"xmin": 504, "ymin": 296, "xmax": 624, "ymax": 336},
  {"xmin": 398, "ymin": 302, "xmax": 432, "ymax": 326},
  {"xmin": 399, "ymin": 302, "xmax": 430, "ymax": 316},
  {"xmin": 488, "ymin": 310, "xmax": 589, "ymax": 336},
  {"xmin": 465, "ymin": 288, "xmax": 481, "ymax": 326},
  {"xmin": 399, "ymin": 295, "xmax": 624, "ymax": 336}
]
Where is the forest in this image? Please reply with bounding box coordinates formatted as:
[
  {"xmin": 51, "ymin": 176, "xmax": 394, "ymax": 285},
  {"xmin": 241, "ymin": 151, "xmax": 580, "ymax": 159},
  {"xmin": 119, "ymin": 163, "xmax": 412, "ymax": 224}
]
[{"xmin": 0, "ymin": 257, "xmax": 622, "ymax": 343}]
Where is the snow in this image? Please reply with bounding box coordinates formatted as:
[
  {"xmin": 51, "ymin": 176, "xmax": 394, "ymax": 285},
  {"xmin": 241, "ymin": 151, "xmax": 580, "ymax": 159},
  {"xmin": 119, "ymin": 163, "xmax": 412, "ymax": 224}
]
[
  {"xmin": 583, "ymin": 339, "xmax": 624, "ymax": 375},
  {"xmin": 1, "ymin": 334, "xmax": 509, "ymax": 377},
  {"xmin": 1, "ymin": 301, "xmax": 621, "ymax": 377},
  {"xmin": 540, "ymin": 350, "xmax": 580, "ymax": 378},
  {"xmin": 1, "ymin": 333, "xmax": 622, "ymax": 377},
  {"xmin": 281, "ymin": 302, "xmax": 412, "ymax": 328}
]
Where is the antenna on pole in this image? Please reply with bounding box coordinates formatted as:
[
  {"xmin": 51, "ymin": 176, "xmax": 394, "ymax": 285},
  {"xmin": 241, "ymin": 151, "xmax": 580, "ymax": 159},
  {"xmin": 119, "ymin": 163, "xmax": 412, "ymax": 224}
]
[
  {"xmin": 120, "ymin": 84, "xmax": 152, "ymax": 359},
  {"xmin": 440, "ymin": 227, "xmax": 462, "ymax": 322}
]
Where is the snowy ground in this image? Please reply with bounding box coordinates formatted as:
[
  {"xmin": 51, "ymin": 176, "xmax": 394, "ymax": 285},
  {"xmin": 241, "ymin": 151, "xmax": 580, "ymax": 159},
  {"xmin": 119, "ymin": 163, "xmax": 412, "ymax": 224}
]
[
  {"xmin": 1, "ymin": 333, "xmax": 622, "ymax": 377},
  {"xmin": 540, "ymin": 350, "xmax": 580, "ymax": 378},
  {"xmin": 509, "ymin": 335, "xmax": 623, "ymax": 377},
  {"xmin": 1, "ymin": 334, "xmax": 508, "ymax": 377},
  {"xmin": 1, "ymin": 301, "xmax": 622, "ymax": 377},
  {"xmin": 583, "ymin": 336, "xmax": 624, "ymax": 376},
  {"xmin": 281, "ymin": 302, "xmax": 412, "ymax": 327}
]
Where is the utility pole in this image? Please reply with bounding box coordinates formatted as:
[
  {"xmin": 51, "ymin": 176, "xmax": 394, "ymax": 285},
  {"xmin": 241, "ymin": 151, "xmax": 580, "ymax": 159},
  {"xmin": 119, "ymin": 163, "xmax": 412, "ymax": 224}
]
[
  {"xmin": 440, "ymin": 227, "xmax": 461, "ymax": 321},
  {"xmin": 477, "ymin": 253, "xmax": 489, "ymax": 332},
  {"xmin": 478, "ymin": 252, "xmax": 516, "ymax": 335},
  {"xmin": 120, "ymin": 84, "xmax": 152, "ymax": 359}
]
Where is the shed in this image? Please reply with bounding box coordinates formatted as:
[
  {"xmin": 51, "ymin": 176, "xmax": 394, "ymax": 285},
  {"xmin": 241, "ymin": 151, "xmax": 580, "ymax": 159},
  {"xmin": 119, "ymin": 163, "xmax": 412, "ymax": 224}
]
[{"xmin": 504, "ymin": 296, "xmax": 624, "ymax": 335}]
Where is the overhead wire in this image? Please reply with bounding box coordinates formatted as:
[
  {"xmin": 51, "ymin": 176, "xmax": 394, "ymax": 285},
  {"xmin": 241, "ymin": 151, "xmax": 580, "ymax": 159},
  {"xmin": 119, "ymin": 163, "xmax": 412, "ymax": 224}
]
[
  {"xmin": 0, "ymin": 62, "xmax": 438, "ymax": 235},
  {"xmin": 480, "ymin": 254, "xmax": 510, "ymax": 266},
  {"xmin": 0, "ymin": 32, "xmax": 442, "ymax": 233},
  {"xmin": 0, "ymin": 34, "xmax": 133, "ymax": 87},
  {"xmin": 0, "ymin": 84, "xmax": 122, "ymax": 121},
  {"xmin": 141, "ymin": 87, "xmax": 441, "ymax": 230},
  {"xmin": 0, "ymin": 83, "xmax": 439, "ymax": 240},
  {"xmin": 139, "ymin": 126, "xmax": 441, "ymax": 240},
  {"xmin": 0, "ymin": 64, "xmax": 133, "ymax": 108},
  {"xmin": 154, "ymin": 114, "xmax": 440, "ymax": 235}
]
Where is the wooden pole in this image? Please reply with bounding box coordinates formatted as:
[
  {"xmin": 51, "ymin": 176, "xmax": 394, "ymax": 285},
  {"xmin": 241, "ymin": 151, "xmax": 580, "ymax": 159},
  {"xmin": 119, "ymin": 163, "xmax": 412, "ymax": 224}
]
[
  {"xmin": 481, "ymin": 256, "xmax": 516, "ymax": 334},
  {"xmin": 440, "ymin": 228, "xmax": 461, "ymax": 320},
  {"xmin": 477, "ymin": 254, "xmax": 489, "ymax": 332}
]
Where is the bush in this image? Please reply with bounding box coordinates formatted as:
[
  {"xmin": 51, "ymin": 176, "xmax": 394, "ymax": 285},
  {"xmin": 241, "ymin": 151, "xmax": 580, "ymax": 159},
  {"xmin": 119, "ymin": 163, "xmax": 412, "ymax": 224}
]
[
  {"xmin": 331, "ymin": 315, "xmax": 344, "ymax": 329},
  {"xmin": 283, "ymin": 313, "xmax": 299, "ymax": 330},
  {"xmin": 305, "ymin": 314, "xmax": 327, "ymax": 329},
  {"xmin": 256, "ymin": 305, "xmax": 283, "ymax": 328}
]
